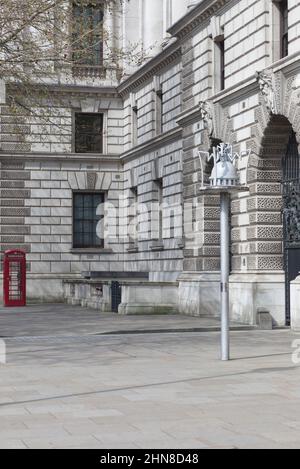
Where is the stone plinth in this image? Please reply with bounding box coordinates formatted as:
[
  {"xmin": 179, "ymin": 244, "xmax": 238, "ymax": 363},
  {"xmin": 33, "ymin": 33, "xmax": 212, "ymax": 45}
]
[
  {"xmin": 63, "ymin": 279, "xmax": 111, "ymax": 312},
  {"xmin": 229, "ymin": 272, "xmax": 285, "ymax": 326},
  {"xmin": 178, "ymin": 272, "xmax": 220, "ymax": 317},
  {"xmin": 119, "ymin": 281, "xmax": 178, "ymax": 315}
]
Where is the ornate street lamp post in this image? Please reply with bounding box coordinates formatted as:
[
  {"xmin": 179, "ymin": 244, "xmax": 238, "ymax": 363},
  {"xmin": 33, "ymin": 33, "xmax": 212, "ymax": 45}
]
[{"xmin": 199, "ymin": 143, "xmax": 250, "ymax": 361}]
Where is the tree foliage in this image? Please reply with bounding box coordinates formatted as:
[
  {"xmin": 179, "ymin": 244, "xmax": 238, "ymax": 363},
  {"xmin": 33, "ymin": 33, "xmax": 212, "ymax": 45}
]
[
  {"xmin": 0, "ymin": 0, "xmax": 141, "ymax": 84},
  {"xmin": 0, "ymin": 0, "xmax": 145, "ymax": 123}
]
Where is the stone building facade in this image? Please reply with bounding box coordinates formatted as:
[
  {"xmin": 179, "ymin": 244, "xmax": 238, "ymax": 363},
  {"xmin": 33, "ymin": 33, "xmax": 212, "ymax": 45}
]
[{"xmin": 1, "ymin": 0, "xmax": 300, "ymax": 328}]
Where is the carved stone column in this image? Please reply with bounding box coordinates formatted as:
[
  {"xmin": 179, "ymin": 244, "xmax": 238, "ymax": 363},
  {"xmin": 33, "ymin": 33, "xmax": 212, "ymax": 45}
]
[
  {"xmin": 171, "ymin": 0, "xmax": 189, "ymax": 24},
  {"xmin": 121, "ymin": 0, "xmax": 140, "ymax": 75},
  {"xmin": 142, "ymin": 0, "xmax": 164, "ymax": 56},
  {"xmin": 103, "ymin": 6, "xmax": 117, "ymax": 81},
  {"xmin": 163, "ymin": 0, "xmax": 172, "ymax": 40}
]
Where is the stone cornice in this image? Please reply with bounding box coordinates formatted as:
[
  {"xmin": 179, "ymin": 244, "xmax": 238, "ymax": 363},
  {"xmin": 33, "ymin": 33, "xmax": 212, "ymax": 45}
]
[
  {"xmin": 176, "ymin": 78, "xmax": 261, "ymax": 128},
  {"xmin": 211, "ymin": 52, "xmax": 300, "ymax": 106},
  {"xmin": 0, "ymin": 128, "xmax": 183, "ymax": 165},
  {"xmin": 120, "ymin": 128, "xmax": 182, "ymax": 162},
  {"xmin": 176, "ymin": 104, "xmax": 201, "ymax": 127},
  {"xmin": 211, "ymin": 76, "xmax": 259, "ymax": 106},
  {"xmin": 117, "ymin": 42, "xmax": 181, "ymax": 97},
  {"xmin": 0, "ymin": 152, "xmax": 121, "ymax": 165},
  {"xmin": 8, "ymin": 82, "xmax": 119, "ymax": 97},
  {"xmin": 168, "ymin": 0, "xmax": 228, "ymax": 40},
  {"xmin": 50, "ymin": 85, "xmax": 119, "ymax": 97},
  {"xmin": 269, "ymin": 51, "xmax": 300, "ymax": 76},
  {"xmin": 175, "ymin": 79, "xmax": 260, "ymax": 125}
]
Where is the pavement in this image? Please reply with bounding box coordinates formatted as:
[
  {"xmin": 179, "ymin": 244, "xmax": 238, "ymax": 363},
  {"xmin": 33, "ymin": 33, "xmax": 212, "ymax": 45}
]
[
  {"xmin": 0, "ymin": 304, "xmax": 299, "ymax": 449},
  {"xmin": 0, "ymin": 304, "xmax": 255, "ymax": 338}
]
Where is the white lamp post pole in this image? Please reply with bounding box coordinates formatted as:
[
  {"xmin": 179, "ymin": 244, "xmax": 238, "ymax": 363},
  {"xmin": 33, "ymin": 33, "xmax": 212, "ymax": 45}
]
[{"xmin": 220, "ymin": 192, "xmax": 230, "ymax": 361}]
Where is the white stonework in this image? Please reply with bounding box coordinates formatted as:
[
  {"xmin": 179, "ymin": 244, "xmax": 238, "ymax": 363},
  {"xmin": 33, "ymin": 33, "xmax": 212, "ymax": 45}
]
[
  {"xmin": 291, "ymin": 276, "xmax": 300, "ymax": 330},
  {"xmin": 0, "ymin": 80, "xmax": 5, "ymax": 105},
  {"xmin": 1, "ymin": 0, "xmax": 300, "ymax": 327},
  {"xmin": 119, "ymin": 281, "xmax": 178, "ymax": 315}
]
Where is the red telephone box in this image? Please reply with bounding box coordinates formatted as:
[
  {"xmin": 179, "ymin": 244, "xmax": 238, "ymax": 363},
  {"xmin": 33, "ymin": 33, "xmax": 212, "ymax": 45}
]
[{"xmin": 3, "ymin": 250, "xmax": 26, "ymax": 307}]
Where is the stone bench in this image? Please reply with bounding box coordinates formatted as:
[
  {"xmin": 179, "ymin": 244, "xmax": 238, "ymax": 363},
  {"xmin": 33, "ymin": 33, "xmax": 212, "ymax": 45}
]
[
  {"xmin": 63, "ymin": 278, "xmax": 179, "ymax": 314},
  {"xmin": 63, "ymin": 279, "xmax": 111, "ymax": 311}
]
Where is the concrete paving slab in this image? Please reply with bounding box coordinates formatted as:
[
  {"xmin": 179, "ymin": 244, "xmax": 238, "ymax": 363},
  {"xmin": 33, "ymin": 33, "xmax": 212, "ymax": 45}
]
[
  {"xmin": 0, "ymin": 305, "xmax": 299, "ymax": 448},
  {"xmin": 0, "ymin": 303, "xmax": 254, "ymax": 338}
]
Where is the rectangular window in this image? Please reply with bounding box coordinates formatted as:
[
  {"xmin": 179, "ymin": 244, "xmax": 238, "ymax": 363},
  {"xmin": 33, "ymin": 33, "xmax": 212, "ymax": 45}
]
[
  {"xmin": 131, "ymin": 104, "xmax": 138, "ymax": 147},
  {"xmin": 73, "ymin": 192, "xmax": 104, "ymax": 248},
  {"xmin": 219, "ymin": 39, "xmax": 225, "ymax": 91},
  {"xmin": 72, "ymin": 1, "xmax": 104, "ymax": 67},
  {"xmin": 213, "ymin": 34, "xmax": 225, "ymax": 93},
  {"xmin": 272, "ymin": 0, "xmax": 289, "ymax": 61},
  {"xmin": 153, "ymin": 179, "xmax": 163, "ymax": 241},
  {"xmin": 155, "ymin": 88, "xmax": 163, "ymax": 136},
  {"xmin": 75, "ymin": 113, "xmax": 103, "ymax": 153},
  {"xmin": 128, "ymin": 186, "xmax": 139, "ymax": 245},
  {"xmin": 280, "ymin": 0, "xmax": 288, "ymax": 58}
]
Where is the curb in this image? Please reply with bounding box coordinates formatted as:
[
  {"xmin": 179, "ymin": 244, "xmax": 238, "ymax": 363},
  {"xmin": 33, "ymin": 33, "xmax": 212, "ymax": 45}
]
[{"xmin": 95, "ymin": 325, "xmax": 258, "ymax": 335}]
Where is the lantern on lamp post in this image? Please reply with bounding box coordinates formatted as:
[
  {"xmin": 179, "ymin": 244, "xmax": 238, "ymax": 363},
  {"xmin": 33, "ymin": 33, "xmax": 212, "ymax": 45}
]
[{"xmin": 198, "ymin": 143, "xmax": 250, "ymax": 361}]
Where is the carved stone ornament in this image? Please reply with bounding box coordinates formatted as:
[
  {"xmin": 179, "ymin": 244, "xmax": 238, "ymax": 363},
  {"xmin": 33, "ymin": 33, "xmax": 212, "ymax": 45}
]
[
  {"xmin": 283, "ymin": 181, "xmax": 300, "ymax": 247},
  {"xmin": 199, "ymin": 100, "xmax": 214, "ymax": 136},
  {"xmin": 256, "ymin": 70, "xmax": 278, "ymax": 114}
]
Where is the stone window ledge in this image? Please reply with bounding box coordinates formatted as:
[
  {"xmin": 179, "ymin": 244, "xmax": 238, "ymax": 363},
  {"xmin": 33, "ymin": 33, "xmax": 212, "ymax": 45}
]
[
  {"xmin": 70, "ymin": 248, "xmax": 113, "ymax": 255},
  {"xmin": 126, "ymin": 246, "xmax": 139, "ymax": 253},
  {"xmin": 150, "ymin": 241, "xmax": 164, "ymax": 251},
  {"xmin": 176, "ymin": 239, "xmax": 185, "ymax": 249}
]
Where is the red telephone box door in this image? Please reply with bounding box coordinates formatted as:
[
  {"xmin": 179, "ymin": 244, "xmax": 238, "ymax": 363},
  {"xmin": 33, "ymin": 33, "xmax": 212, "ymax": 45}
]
[{"xmin": 3, "ymin": 250, "xmax": 26, "ymax": 307}]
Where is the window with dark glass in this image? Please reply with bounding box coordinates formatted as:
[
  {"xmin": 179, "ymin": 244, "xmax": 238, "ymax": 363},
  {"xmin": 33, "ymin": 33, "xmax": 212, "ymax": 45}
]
[
  {"xmin": 73, "ymin": 192, "xmax": 104, "ymax": 248},
  {"xmin": 155, "ymin": 88, "xmax": 163, "ymax": 136},
  {"xmin": 131, "ymin": 103, "xmax": 138, "ymax": 147},
  {"xmin": 213, "ymin": 33, "xmax": 225, "ymax": 93},
  {"xmin": 219, "ymin": 38, "xmax": 225, "ymax": 91},
  {"xmin": 128, "ymin": 186, "xmax": 139, "ymax": 244},
  {"xmin": 75, "ymin": 113, "xmax": 103, "ymax": 153},
  {"xmin": 154, "ymin": 178, "xmax": 163, "ymax": 242},
  {"xmin": 72, "ymin": 1, "xmax": 104, "ymax": 67},
  {"xmin": 280, "ymin": 0, "xmax": 288, "ymax": 58}
]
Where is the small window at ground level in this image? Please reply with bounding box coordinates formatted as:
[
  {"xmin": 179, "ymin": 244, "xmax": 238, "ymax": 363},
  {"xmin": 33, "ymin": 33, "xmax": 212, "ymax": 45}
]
[
  {"xmin": 75, "ymin": 113, "xmax": 103, "ymax": 153},
  {"xmin": 73, "ymin": 192, "xmax": 104, "ymax": 248}
]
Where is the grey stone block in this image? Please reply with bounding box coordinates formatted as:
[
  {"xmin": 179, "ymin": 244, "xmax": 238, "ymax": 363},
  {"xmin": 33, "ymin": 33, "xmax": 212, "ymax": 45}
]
[
  {"xmin": 0, "ymin": 189, "xmax": 30, "ymax": 198},
  {"xmin": 257, "ymin": 309, "xmax": 273, "ymax": 330},
  {"xmin": 1, "ymin": 225, "xmax": 30, "ymax": 235}
]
